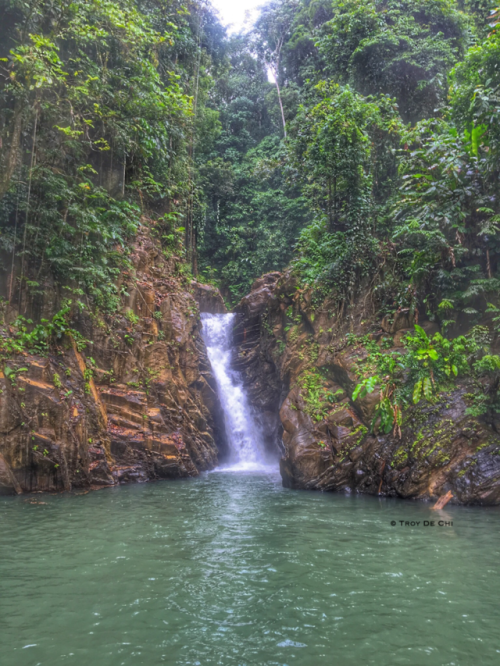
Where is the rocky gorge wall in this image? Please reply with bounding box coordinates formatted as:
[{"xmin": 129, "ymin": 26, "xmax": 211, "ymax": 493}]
[
  {"xmin": 0, "ymin": 226, "xmax": 227, "ymax": 494},
  {"xmin": 234, "ymin": 272, "xmax": 500, "ymax": 505}
]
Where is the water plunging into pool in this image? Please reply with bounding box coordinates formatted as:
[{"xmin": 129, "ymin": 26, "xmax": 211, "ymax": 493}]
[{"xmin": 201, "ymin": 312, "xmax": 271, "ymax": 471}]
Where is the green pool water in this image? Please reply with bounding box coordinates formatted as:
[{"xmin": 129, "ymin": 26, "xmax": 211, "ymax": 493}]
[{"xmin": 1, "ymin": 471, "xmax": 500, "ymax": 666}]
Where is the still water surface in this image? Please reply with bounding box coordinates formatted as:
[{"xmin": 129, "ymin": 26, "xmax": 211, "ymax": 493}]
[{"xmin": 1, "ymin": 471, "xmax": 500, "ymax": 666}]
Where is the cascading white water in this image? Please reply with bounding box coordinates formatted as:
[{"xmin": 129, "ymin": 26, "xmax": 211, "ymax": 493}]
[{"xmin": 201, "ymin": 313, "xmax": 270, "ymax": 471}]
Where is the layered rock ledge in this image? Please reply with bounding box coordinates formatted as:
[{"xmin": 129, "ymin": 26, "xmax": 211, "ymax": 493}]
[{"xmin": 0, "ymin": 228, "xmax": 227, "ymax": 494}]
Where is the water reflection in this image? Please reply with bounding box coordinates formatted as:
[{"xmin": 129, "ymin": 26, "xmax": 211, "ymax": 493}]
[{"xmin": 1, "ymin": 473, "xmax": 500, "ymax": 665}]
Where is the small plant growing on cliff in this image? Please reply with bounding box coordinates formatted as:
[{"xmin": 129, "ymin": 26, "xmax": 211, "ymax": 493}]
[
  {"xmin": 402, "ymin": 326, "xmax": 469, "ymax": 403},
  {"xmin": 53, "ymin": 373, "xmax": 62, "ymax": 389},
  {"xmin": 4, "ymin": 367, "xmax": 28, "ymax": 386},
  {"xmin": 143, "ymin": 368, "xmax": 160, "ymax": 393},
  {"xmin": 353, "ymin": 377, "xmax": 401, "ymax": 436},
  {"xmin": 465, "ymin": 354, "xmax": 500, "ymax": 416},
  {"xmin": 125, "ymin": 309, "xmax": 140, "ymax": 325},
  {"xmin": 126, "ymin": 381, "xmax": 140, "ymax": 388},
  {"xmin": 353, "ymin": 327, "xmax": 476, "ymax": 436},
  {"xmin": 0, "ymin": 302, "xmax": 88, "ymax": 359},
  {"xmin": 346, "ymin": 333, "xmax": 361, "ymax": 346},
  {"xmin": 353, "ymin": 375, "xmax": 379, "ymax": 401},
  {"xmin": 298, "ymin": 371, "xmax": 335, "ymax": 421},
  {"xmin": 262, "ymin": 312, "xmax": 274, "ymax": 336}
]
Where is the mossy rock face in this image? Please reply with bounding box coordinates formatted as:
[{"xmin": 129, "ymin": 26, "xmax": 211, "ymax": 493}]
[
  {"xmin": 235, "ymin": 273, "xmax": 500, "ymax": 505},
  {"xmin": 382, "ymin": 391, "xmax": 500, "ymax": 504}
]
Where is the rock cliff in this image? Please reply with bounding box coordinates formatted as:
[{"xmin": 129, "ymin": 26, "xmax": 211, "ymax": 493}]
[
  {"xmin": 234, "ymin": 272, "xmax": 500, "ymax": 505},
  {"xmin": 0, "ymin": 226, "xmax": 227, "ymax": 494}
]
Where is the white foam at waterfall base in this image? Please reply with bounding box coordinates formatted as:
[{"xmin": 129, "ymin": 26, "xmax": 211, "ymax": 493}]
[{"xmin": 201, "ymin": 313, "xmax": 275, "ymax": 473}]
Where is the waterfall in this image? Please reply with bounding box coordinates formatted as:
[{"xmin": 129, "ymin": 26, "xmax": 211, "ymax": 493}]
[{"xmin": 201, "ymin": 313, "xmax": 270, "ymax": 471}]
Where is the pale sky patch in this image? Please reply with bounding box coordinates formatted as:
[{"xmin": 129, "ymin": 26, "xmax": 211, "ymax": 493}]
[{"xmin": 210, "ymin": 0, "xmax": 264, "ymax": 33}]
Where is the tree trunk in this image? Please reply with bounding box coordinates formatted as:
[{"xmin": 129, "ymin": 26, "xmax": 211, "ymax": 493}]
[
  {"xmin": 0, "ymin": 100, "xmax": 23, "ymax": 200},
  {"xmin": 328, "ymin": 177, "xmax": 333, "ymax": 230},
  {"xmin": 273, "ymin": 72, "xmax": 287, "ymax": 140}
]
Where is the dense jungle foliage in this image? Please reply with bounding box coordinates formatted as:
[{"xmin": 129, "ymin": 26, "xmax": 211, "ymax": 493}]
[{"xmin": 1, "ymin": 0, "xmax": 500, "ymax": 329}]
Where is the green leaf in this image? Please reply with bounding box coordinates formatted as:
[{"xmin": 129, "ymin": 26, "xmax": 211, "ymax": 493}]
[
  {"xmin": 413, "ymin": 325, "xmax": 428, "ymax": 342},
  {"xmin": 352, "ymin": 383, "xmax": 365, "ymax": 401},
  {"xmin": 413, "ymin": 380, "xmax": 423, "ymax": 404}
]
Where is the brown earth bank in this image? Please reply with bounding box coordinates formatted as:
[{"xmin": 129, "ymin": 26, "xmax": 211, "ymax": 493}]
[
  {"xmin": 233, "ymin": 272, "xmax": 500, "ymax": 505},
  {"xmin": 0, "ymin": 226, "xmax": 228, "ymax": 494}
]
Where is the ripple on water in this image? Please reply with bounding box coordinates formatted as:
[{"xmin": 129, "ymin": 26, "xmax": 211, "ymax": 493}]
[{"xmin": 1, "ymin": 472, "xmax": 500, "ymax": 666}]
